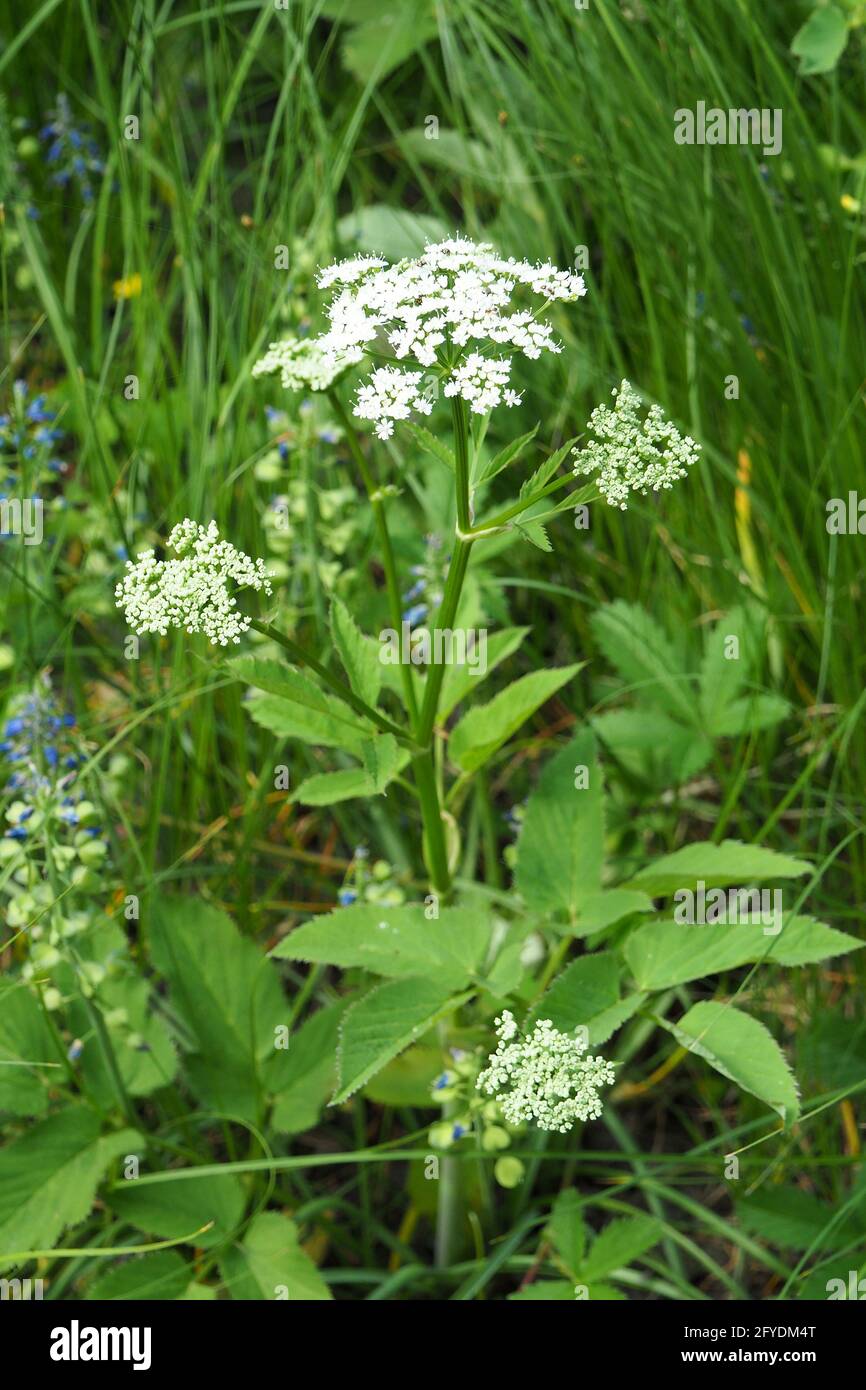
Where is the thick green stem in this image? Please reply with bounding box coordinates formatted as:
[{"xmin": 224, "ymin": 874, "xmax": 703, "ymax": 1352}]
[
  {"xmin": 411, "ymin": 749, "xmax": 451, "ymax": 896},
  {"xmin": 415, "ymin": 539, "xmax": 472, "ymax": 746}
]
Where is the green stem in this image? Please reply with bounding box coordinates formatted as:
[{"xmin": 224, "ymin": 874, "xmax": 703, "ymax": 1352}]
[
  {"xmin": 328, "ymin": 390, "xmax": 418, "ymax": 727},
  {"xmin": 248, "ymin": 617, "xmax": 410, "ymax": 746},
  {"xmin": 415, "ymin": 540, "xmax": 472, "ymax": 746},
  {"xmin": 411, "ymin": 749, "xmax": 451, "ymax": 896}
]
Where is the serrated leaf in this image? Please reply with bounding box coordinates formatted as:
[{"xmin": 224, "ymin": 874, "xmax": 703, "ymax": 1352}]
[
  {"xmin": 515, "ymin": 731, "xmax": 604, "ymax": 920},
  {"xmin": 271, "ymin": 1002, "xmax": 346, "ymax": 1135},
  {"xmin": 85, "ymin": 1251, "xmax": 190, "ymax": 1301},
  {"xmin": 568, "ymin": 888, "xmax": 655, "ymax": 938},
  {"xmin": 273, "ymin": 902, "xmax": 491, "ymax": 992},
  {"xmin": 508, "ymin": 1280, "xmax": 575, "ymax": 1300},
  {"xmin": 660, "ymin": 1002, "xmax": 800, "ymax": 1126},
  {"xmin": 623, "ymin": 915, "xmax": 863, "ymax": 991},
  {"xmin": 0, "ymin": 1109, "xmax": 139, "ymax": 1266},
  {"xmin": 360, "ymin": 733, "xmax": 405, "ymax": 791},
  {"xmin": 330, "ymin": 596, "xmax": 380, "ymax": 708},
  {"xmin": 0, "ymin": 981, "xmax": 57, "ymax": 1117},
  {"xmin": 231, "ymin": 657, "xmax": 375, "ymax": 751},
  {"xmin": 735, "ymin": 1189, "xmax": 844, "ymax": 1252},
  {"xmin": 547, "ymin": 1188, "xmax": 586, "ymax": 1277},
  {"xmin": 449, "ymin": 664, "xmax": 581, "ymax": 773},
  {"xmin": 477, "ymin": 425, "xmax": 539, "ymax": 487},
  {"xmin": 519, "ymin": 436, "xmax": 578, "ymax": 500},
  {"xmin": 404, "ymin": 421, "xmax": 456, "ymax": 472},
  {"xmin": 439, "ymin": 626, "xmax": 529, "ymax": 720},
  {"xmin": 514, "ymin": 517, "xmax": 551, "ymax": 551},
  {"xmin": 591, "ymin": 601, "xmax": 696, "ymax": 726},
  {"xmin": 624, "ymin": 840, "xmax": 811, "ymax": 897},
  {"xmin": 526, "ymin": 953, "xmax": 621, "ymax": 1034},
  {"xmin": 592, "ymin": 707, "xmax": 713, "ymax": 786},
  {"xmin": 586, "ymin": 993, "xmax": 647, "ymax": 1046},
  {"xmin": 109, "ymin": 1170, "xmax": 245, "ymax": 1251},
  {"xmin": 220, "ymin": 1213, "xmax": 331, "ymax": 1301},
  {"xmin": 150, "ymin": 897, "xmax": 286, "ymax": 1120},
  {"xmin": 581, "ymin": 1215, "xmax": 662, "ymax": 1281},
  {"xmin": 333, "ymin": 978, "xmax": 467, "ymax": 1103}
]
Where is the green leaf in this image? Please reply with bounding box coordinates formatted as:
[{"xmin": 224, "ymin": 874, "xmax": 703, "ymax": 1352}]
[
  {"xmin": 708, "ymin": 693, "xmax": 790, "ymax": 738},
  {"xmin": 508, "ymin": 1280, "xmax": 576, "ymax": 1300},
  {"xmin": 333, "ymin": 978, "xmax": 467, "ymax": 1102},
  {"xmin": 449, "ymin": 664, "xmax": 581, "ymax": 773},
  {"xmin": 0, "ymin": 981, "xmax": 57, "ymax": 1117},
  {"xmin": 791, "ymin": 5, "xmax": 848, "ymax": 75},
  {"xmin": 220, "ymin": 1213, "xmax": 332, "ymax": 1301},
  {"xmin": 336, "ymin": 204, "xmax": 447, "ymax": 259},
  {"xmin": 581, "ymin": 1215, "xmax": 662, "ymax": 1281},
  {"xmin": 231, "ymin": 656, "xmax": 374, "ymax": 751},
  {"xmin": 593, "ymin": 707, "xmax": 713, "ymax": 786},
  {"xmin": 360, "ymin": 733, "xmax": 405, "ymax": 791},
  {"xmin": 0, "ymin": 1109, "xmax": 139, "ymax": 1266},
  {"xmin": 274, "ymin": 903, "xmax": 491, "ymax": 992},
  {"xmin": 590, "ymin": 601, "xmax": 696, "ymax": 725},
  {"xmin": 660, "ymin": 1002, "xmax": 800, "ymax": 1126},
  {"xmin": 68, "ymin": 972, "xmax": 178, "ymax": 1105},
  {"xmin": 515, "ymin": 731, "xmax": 604, "ymax": 920},
  {"xmin": 109, "ymin": 1170, "xmax": 245, "ymax": 1251},
  {"xmin": 519, "ymin": 436, "xmax": 578, "ymax": 500},
  {"xmin": 150, "ymin": 897, "xmax": 287, "ymax": 1120},
  {"xmin": 526, "ymin": 953, "xmax": 621, "ymax": 1034},
  {"xmin": 624, "ymin": 840, "xmax": 811, "ymax": 897},
  {"xmin": 623, "ymin": 915, "xmax": 863, "ymax": 990},
  {"xmin": 439, "ymin": 626, "xmax": 529, "ymax": 720},
  {"xmin": 293, "ymin": 737, "xmax": 408, "ymax": 805},
  {"xmin": 735, "ymin": 1188, "xmax": 845, "ymax": 1252},
  {"xmin": 404, "ymin": 421, "xmax": 456, "ymax": 472},
  {"xmin": 513, "ymin": 516, "xmax": 551, "ymax": 551},
  {"xmin": 330, "ymin": 596, "xmax": 380, "ymax": 708},
  {"xmin": 396, "ymin": 128, "xmax": 494, "ymax": 181},
  {"xmin": 477, "ymin": 425, "xmax": 539, "ymax": 487},
  {"xmin": 547, "ymin": 1188, "xmax": 586, "ymax": 1277},
  {"xmin": 585, "ymin": 993, "xmax": 647, "ymax": 1047},
  {"xmin": 567, "ymin": 888, "xmax": 655, "ymax": 938},
  {"xmin": 271, "ymin": 1002, "xmax": 346, "ymax": 1135},
  {"xmin": 85, "ymin": 1251, "xmax": 190, "ymax": 1301}
]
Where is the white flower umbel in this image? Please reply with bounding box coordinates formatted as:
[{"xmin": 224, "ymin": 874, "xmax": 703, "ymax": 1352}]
[
  {"xmin": 312, "ymin": 236, "xmax": 586, "ymax": 435},
  {"xmin": 354, "ymin": 365, "xmax": 434, "ymax": 440},
  {"xmin": 477, "ymin": 1010, "xmax": 616, "ymax": 1133},
  {"xmin": 573, "ymin": 379, "xmax": 700, "ymax": 510},
  {"xmin": 115, "ymin": 519, "xmax": 273, "ymax": 647},
  {"xmin": 252, "ymin": 335, "xmax": 354, "ymax": 392}
]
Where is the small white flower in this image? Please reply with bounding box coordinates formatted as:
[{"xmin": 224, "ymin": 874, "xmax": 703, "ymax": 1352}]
[
  {"xmin": 573, "ymin": 379, "xmax": 700, "ymax": 509},
  {"xmin": 313, "ymin": 236, "xmax": 586, "ymax": 436},
  {"xmin": 354, "ymin": 365, "xmax": 433, "ymax": 439},
  {"xmin": 476, "ymin": 1009, "xmax": 616, "ymax": 1133},
  {"xmin": 115, "ymin": 519, "xmax": 273, "ymax": 647},
  {"xmin": 252, "ymin": 335, "xmax": 355, "ymax": 392}
]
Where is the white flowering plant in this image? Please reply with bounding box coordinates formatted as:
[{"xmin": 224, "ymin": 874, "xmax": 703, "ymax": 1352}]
[{"xmin": 105, "ymin": 234, "xmax": 862, "ymax": 1282}]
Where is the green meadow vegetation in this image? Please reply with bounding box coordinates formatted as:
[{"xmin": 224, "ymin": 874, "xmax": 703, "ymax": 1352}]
[{"xmin": 0, "ymin": 0, "xmax": 864, "ymax": 1303}]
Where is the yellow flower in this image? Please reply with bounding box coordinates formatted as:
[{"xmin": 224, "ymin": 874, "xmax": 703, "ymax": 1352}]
[
  {"xmin": 113, "ymin": 272, "xmax": 142, "ymax": 300},
  {"xmin": 840, "ymin": 193, "xmax": 861, "ymax": 214}
]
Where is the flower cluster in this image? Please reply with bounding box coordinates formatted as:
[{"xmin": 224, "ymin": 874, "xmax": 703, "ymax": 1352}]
[
  {"xmin": 40, "ymin": 94, "xmax": 105, "ymax": 205},
  {"xmin": 573, "ymin": 380, "xmax": 700, "ymax": 510},
  {"xmin": 115, "ymin": 519, "xmax": 273, "ymax": 646},
  {"xmin": 354, "ymin": 366, "xmax": 433, "ymax": 440},
  {"xmin": 281, "ymin": 236, "xmax": 586, "ymax": 438},
  {"xmin": 252, "ymin": 335, "xmax": 353, "ymax": 393},
  {"xmin": 0, "ymin": 379, "xmax": 67, "ymax": 489},
  {"xmin": 477, "ymin": 1010, "xmax": 616, "ymax": 1133},
  {"xmin": 0, "ymin": 678, "xmax": 108, "ymax": 956}
]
